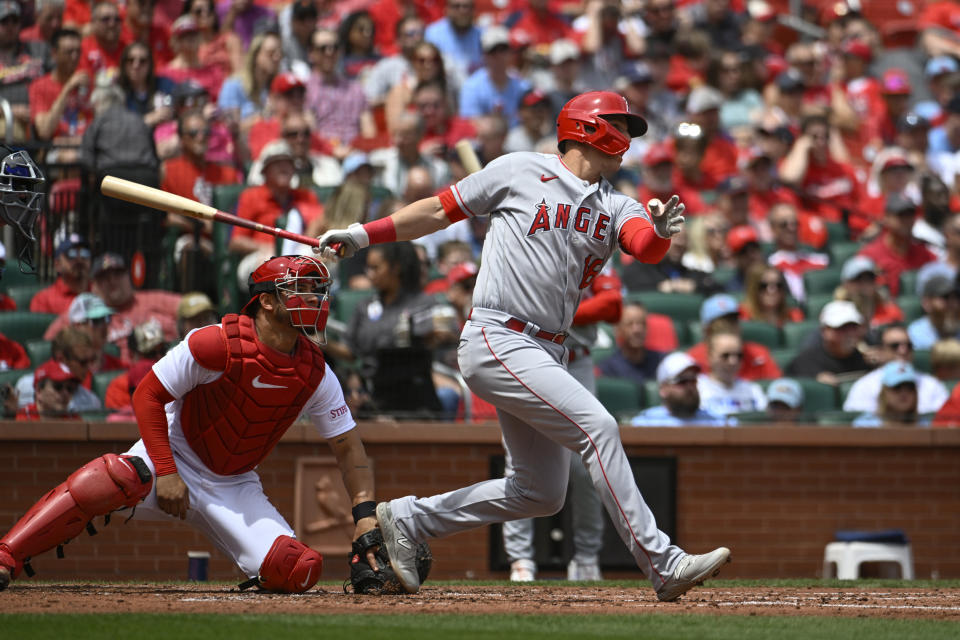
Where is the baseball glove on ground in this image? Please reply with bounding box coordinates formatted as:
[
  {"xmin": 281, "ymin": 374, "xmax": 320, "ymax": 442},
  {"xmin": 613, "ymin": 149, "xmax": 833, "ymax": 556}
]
[{"xmin": 344, "ymin": 528, "xmax": 433, "ymax": 595}]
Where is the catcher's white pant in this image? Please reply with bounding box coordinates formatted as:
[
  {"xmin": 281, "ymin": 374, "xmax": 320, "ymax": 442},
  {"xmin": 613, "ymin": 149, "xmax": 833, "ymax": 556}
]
[
  {"xmin": 388, "ymin": 309, "xmax": 685, "ymax": 588},
  {"xmin": 501, "ymin": 351, "xmax": 604, "ymax": 565},
  {"xmin": 124, "ymin": 439, "xmax": 293, "ymax": 579}
]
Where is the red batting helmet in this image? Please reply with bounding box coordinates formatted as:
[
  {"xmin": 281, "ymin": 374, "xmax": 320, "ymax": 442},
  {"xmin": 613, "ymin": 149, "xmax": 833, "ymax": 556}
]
[
  {"xmin": 556, "ymin": 91, "xmax": 648, "ymax": 156},
  {"xmin": 243, "ymin": 255, "xmax": 332, "ymax": 345}
]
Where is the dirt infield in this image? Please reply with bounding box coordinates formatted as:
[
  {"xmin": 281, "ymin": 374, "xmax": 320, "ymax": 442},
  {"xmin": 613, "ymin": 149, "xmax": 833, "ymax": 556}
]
[{"xmin": 3, "ymin": 583, "xmax": 959, "ymax": 619}]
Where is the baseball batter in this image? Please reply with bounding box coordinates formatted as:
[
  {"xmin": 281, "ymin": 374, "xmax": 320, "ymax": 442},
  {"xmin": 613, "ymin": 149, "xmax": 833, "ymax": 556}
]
[
  {"xmin": 0, "ymin": 256, "xmax": 379, "ymax": 592},
  {"xmin": 318, "ymin": 91, "xmax": 730, "ymax": 601}
]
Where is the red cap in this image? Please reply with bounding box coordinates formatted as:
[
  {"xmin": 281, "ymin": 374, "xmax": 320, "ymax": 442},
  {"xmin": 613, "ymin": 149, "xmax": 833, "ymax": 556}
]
[
  {"xmin": 881, "ymin": 155, "xmax": 912, "ymax": 172},
  {"xmin": 270, "ymin": 72, "xmax": 305, "ymax": 94},
  {"xmin": 447, "ymin": 262, "xmax": 479, "ymax": 286},
  {"xmin": 841, "ymin": 39, "xmax": 872, "ymax": 63},
  {"xmin": 34, "ymin": 360, "xmax": 79, "ymax": 389},
  {"xmin": 881, "ymin": 69, "xmax": 911, "ymax": 95},
  {"xmin": 644, "ymin": 142, "xmax": 675, "ymax": 167},
  {"xmin": 727, "ymin": 225, "xmax": 760, "ymax": 254}
]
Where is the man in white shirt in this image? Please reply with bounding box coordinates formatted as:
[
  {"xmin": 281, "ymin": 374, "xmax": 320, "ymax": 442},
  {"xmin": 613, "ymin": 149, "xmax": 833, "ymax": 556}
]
[{"xmin": 697, "ymin": 331, "xmax": 767, "ymax": 416}]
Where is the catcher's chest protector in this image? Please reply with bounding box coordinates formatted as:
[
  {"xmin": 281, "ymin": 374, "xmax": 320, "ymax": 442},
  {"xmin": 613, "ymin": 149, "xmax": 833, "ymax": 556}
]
[{"xmin": 180, "ymin": 314, "xmax": 326, "ymax": 475}]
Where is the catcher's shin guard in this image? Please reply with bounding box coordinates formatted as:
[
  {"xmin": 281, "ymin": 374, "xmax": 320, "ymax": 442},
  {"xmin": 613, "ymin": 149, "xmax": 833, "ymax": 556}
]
[
  {"xmin": 255, "ymin": 535, "xmax": 322, "ymax": 593},
  {"xmin": 0, "ymin": 454, "xmax": 153, "ymax": 580}
]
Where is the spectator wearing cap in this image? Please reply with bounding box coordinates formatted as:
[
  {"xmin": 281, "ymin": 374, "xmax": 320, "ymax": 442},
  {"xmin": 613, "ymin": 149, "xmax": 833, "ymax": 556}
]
[
  {"xmin": 725, "ymin": 224, "xmax": 764, "ymax": 294},
  {"xmin": 246, "ymin": 71, "xmax": 332, "ymax": 163},
  {"xmin": 831, "ymin": 38, "xmax": 884, "ymax": 166},
  {"xmin": 370, "ymin": 111, "xmax": 450, "ymax": 198},
  {"xmin": 766, "ymin": 203, "xmax": 829, "ymax": 302},
  {"xmin": 159, "ymin": 14, "xmax": 227, "ymax": 104},
  {"xmin": 859, "ymin": 193, "xmax": 937, "ymax": 297},
  {"xmin": 15, "ymin": 360, "xmax": 82, "ymax": 421},
  {"xmin": 66, "ymin": 292, "xmax": 125, "ymax": 373},
  {"xmin": 30, "ymin": 233, "xmax": 92, "ymax": 314},
  {"xmin": 306, "ymin": 27, "xmax": 374, "ymax": 158},
  {"xmin": 858, "ymin": 151, "xmax": 916, "ymax": 237},
  {"xmin": 928, "ymin": 93, "xmax": 960, "ymax": 159},
  {"xmin": 504, "ymin": 89, "xmax": 553, "ymax": 153},
  {"xmin": 629, "ymin": 352, "xmax": 730, "ymax": 427},
  {"xmin": 845, "ymin": 323, "xmax": 948, "ymax": 415},
  {"xmin": 442, "ymin": 260, "xmax": 477, "ymax": 329},
  {"xmin": 215, "ymin": 0, "xmax": 276, "ymax": 50},
  {"xmin": 834, "ymin": 255, "xmax": 904, "ymax": 328},
  {"xmin": 615, "ymin": 62, "xmax": 673, "ymax": 151},
  {"xmin": 43, "ymin": 253, "xmax": 181, "ymax": 364},
  {"xmin": 78, "ymin": 1, "xmax": 130, "ymax": 79},
  {"xmin": 697, "ymin": 331, "xmax": 767, "ymax": 417},
  {"xmin": 741, "ymin": 264, "xmax": 804, "ymax": 327},
  {"xmin": 685, "ymin": 85, "xmax": 738, "ymax": 187},
  {"xmin": 247, "ymin": 110, "xmax": 343, "ymax": 190},
  {"xmin": 779, "ymin": 114, "xmax": 862, "ymax": 224},
  {"xmin": 914, "ymin": 56, "xmax": 960, "ymax": 127},
  {"xmin": 424, "ymin": 0, "xmax": 482, "ymax": 87},
  {"xmin": 458, "ymin": 26, "xmax": 530, "ymax": 128},
  {"xmin": 17, "ymin": 325, "xmax": 102, "ymax": 413},
  {"xmin": 765, "ymin": 378, "xmax": 805, "ymax": 424},
  {"xmin": 508, "ymin": 0, "xmax": 573, "ymax": 50},
  {"xmin": 622, "ymin": 226, "xmax": 722, "ymax": 296},
  {"xmin": 785, "ymin": 300, "xmax": 870, "ymax": 383},
  {"xmin": 687, "ymin": 294, "xmax": 782, "ymax": 381},
  {"xmin": 637, "ymin": 142, "xmax": 707, "ymax": 218},
  {"xmin": 0, "ymin": 323, "xmax": 28, "ymax": 369},
  {"xmin": 103, "ymin": 318, "xmax": 170, "ymax": 414},
  {"xmin": 670, "ymin": 123, "xmax": 712, "ymax": 207},
  {"xmin": 598, "ymin": 300, "xmax": 667, "ymax": 385},
  {"xmin": 363, "ymin": 14, "xmax": 425, "ymax": 107},
  {"xmin": 231, "ymin": 140, "xmax": 325, "ymax": 277},
  {"xmin": 914, "ymin": 175, "xmax": 955, "ymax": 257},
  {"xmin": 29, "ymin": 28, "xmax": 93, "ymax": 145},
  {"xmin": 896, "ymin": 113, "xmax": 932, "ymax": 170},
  {"xmin": 176, "ymin": 291, "xmax": 218, "ymax": 338},
  {"xmin": 852, "ymin": 362, "xmax": 929, "ymax": 428},
  {"xmin": 707, "ymin": 50, "xmax": 762, "ymax": 135},
  {"xmin": 878, "ymin": 69, "xmax": 912, "ymax": 145},
  {"xmin": 715, "ymin": 176, "xmax": 752, "ymax": 230},
  {"xmin": 765, "ymin": 69, "xmax": 806, "ymax": 134},
  {"xmin": 544, "ymin": 39, "xmax": 584, "ymax": 120},
  {"xmin": 120, "ymin": 0, "xmax": 174, "ymax": 67},
  {"xmin": 0, "ymin": 0, "xmax": 46, "ymax": 140},
  {"xmin": 907, "ymin": 265, "xmax": 960, "ymax": 350}
]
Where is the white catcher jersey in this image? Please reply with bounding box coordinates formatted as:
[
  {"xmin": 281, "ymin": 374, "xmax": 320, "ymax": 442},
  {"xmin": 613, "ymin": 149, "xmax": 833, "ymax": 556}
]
[{"xmin": 441, "ymin": 152, "xmax": 651, "ymax": 333}]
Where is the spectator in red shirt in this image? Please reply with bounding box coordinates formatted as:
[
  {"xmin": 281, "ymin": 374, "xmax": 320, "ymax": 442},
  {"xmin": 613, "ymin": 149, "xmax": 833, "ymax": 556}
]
[
  {"xmin": 79, "ymin": 1, "xmax": 129, "ymax": 80},
  {"xmin": 413, "ymin": 80, "xmax": 476, "ymax": 158},
  {"xmin": 860, "ymin": 152, "xmax": 916, "ymax": 237},
  {"xmin": 779, "ymin": 114, "xmax": 862, "ymax": 224},
  {"xmin": 0, "ymin": 0, "xmax": 47, "ymax": 140},
  {"xmin": 859, "ymin": 194, "xmax": 938, "ymax": 297},
  {"xmin": 671, "ymin": 123, "xmax": 713, "ymax": 211},
  {"xmin": 247, "ymin": 72, "xmax": 333, "ymax": 164},
  {"xmin": 29, "ymin": 27, "xmax": 92, "ymax": 145},
  {"xmin": 0, "ymin": 331, "xmax": 29, "ymax": 370},
  {"xmin": 637, "ymin": 142, "xmax": 707, "ymax": 217},
  {"xmin": 834, "ymin": 255, "xmax": 905, "ymax": 329},
  {"xmin": 161, "ymin": 108, "xmax": 240, "ymax": 206},
  {"xmin": 509, "ymin": 0, "xmax": 573, "ymax": 50},
  {"xmin": 21, "ymin": 0, "xmax": 64, "ymax": 48},
  {"xmin": 766, "ymin": 202, "xmax": 829, "ymax": 303},
  {"xmin": 687, "ymin": 293, "xmax": 782, "ymax": 381},
  {"xmin": 29, "ymin": 233, "xmax": 92, "ymax": 314},
  {"xmin": 725, "ymin": 224, "xmax": 766, "ymax": 294},
  {"xmin": 120, "ymin": 0, "xmax": 173, "ymax": 66},
  {"xmin": 878, "ymin": 68, "xmax": 912, "ymax": 145},
  {"xmin": 15, "ymin": 360, "xmax": 81, "ymax": 421},
  {"xmin": 685, "ymin": 85, "xmax": 738, "ymax": 187},
  {"xmin": 63, "ymin": 0, "xmax": 92, "ymax": 32},
  {"xmin": 832, "ymin": 38, "xmax": 884, "ymax": 166}
]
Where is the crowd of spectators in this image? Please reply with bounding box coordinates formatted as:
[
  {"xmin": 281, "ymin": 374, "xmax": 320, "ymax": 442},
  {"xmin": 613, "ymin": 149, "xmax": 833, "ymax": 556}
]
[{"xmin": 2, "ymin": 0, "xmax": 960, "ymax": 428}]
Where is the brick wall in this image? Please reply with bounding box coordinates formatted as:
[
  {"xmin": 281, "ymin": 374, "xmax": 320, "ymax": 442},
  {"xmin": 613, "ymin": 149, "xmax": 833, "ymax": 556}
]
[{"xmin": 1, "ymin": 422, "xmax": 958, "ymax": 583}]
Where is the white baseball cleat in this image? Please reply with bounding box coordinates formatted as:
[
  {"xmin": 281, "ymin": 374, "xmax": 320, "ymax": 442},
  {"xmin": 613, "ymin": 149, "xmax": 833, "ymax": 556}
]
[
  {"xmin": 567, "ymin": 558, "xmax": 603, "ymax": 581},
  {"xmin": 375, "ymin": 502, "xmax": 421, "ymax": 594},
  {"xmin": 655, "ymin": 547, "xmax": 731, "ymax": 602},
  {"xmin": 509, "ymin": 559, "xmax": 536, "ymax": 582}
]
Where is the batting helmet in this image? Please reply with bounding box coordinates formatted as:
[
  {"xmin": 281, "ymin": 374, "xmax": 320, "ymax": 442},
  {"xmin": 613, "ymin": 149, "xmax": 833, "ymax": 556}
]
[
  {"xmin": 243, "ymin": 255, "xmax": 332, "ymax": 345},
  {"xmin": 556, "ymin": 91, "xmax": 648, "ymax": 156}
]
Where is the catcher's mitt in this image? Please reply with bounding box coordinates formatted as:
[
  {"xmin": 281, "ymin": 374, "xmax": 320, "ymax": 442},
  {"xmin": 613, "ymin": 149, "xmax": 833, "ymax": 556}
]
[{"xmin": 344, "ymin": 528, "xmax": 432, "ymax": 595}]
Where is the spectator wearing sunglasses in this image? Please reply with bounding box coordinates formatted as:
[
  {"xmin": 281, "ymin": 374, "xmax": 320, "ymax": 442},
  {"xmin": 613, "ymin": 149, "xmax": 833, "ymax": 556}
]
[
  {"xmin": 630, "ymin": 352, "xmax": 731, "ymax": 427},
  {"xmin": 844, "ymin": 324, "xmax": 948, "ymax": 415},
  {"xmin": 740, "ymin": 264, "xmax": 804, "ymax": 328},
  {"xmin": 15, "ymin": 361, "xmax": 82, "ymax": 421},
  {"xmin": 697, "ymin": 331, "xmax": 767, "ymax": 418},
  {"xmin": 79, "ymin": 1, "xmax": 130, "ymax": 80},
  {"xmin": 852, "ymin": 362, "xmax": 930, "ymax": 428},
  {"xmin": 30, "ymin": 234, "xmax": 92, "ymax": 314},
  {"xmin": 16, "ymin": 326, "xmax": 102, "ymax": 413},
  {"xmin": 66, "ymin": 293, "xmax": 126, "ymax": 373}
]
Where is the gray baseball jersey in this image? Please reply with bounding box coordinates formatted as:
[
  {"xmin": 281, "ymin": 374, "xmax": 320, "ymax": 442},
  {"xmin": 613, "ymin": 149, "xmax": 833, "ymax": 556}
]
[{"xmin": 444, "ymin": 152, "xmax": 650, "ymax": 333}]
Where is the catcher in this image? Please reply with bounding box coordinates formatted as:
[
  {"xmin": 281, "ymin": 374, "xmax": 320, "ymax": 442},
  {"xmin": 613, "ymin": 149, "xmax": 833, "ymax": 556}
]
[{"xmin": 0, "ymin": 255, "xmax": 419, "ymax": 594}]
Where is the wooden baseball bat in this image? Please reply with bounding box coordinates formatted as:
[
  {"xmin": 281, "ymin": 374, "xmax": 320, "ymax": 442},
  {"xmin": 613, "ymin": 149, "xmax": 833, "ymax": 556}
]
[
  {"xmin": 100, "ymin": 176, "xmax": 320, "ymax": 248},
  {"xmin": 455, "ymin": 139, "xmax": 482, "ymax": 175}
]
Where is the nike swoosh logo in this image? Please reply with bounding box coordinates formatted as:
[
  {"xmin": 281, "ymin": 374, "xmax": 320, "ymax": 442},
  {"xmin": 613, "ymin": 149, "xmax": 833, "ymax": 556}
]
[
  {"xmin": 397, "ymin": 536, "xmax": 413, "ymax": 550},
  {"xmin": 252, "ymin": 375, "xmax": 286, "ymax": 389},
  {"xmin": 540, "ymin": 174, "xmax": 558, "ymax": 182},
  {"xmin": 299, "ymin": 568, "xmax": 312, "ymax": 588}
]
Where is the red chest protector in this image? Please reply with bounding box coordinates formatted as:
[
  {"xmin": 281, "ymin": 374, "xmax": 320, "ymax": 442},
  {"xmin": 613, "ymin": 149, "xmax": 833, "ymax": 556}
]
[{"xmin": 180, "ymin": 314, "xmax": 326, "ymax": 476}]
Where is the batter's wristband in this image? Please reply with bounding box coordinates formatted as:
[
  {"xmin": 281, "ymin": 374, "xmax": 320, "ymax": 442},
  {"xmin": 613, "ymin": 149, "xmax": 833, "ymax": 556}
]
[
  {"xmin": 362, "ymin": 217, "xmax": 397, "ymax": 245},
  {"xmin": 352, "ymin": 501, "xmax": 377, "ymax": 524}
]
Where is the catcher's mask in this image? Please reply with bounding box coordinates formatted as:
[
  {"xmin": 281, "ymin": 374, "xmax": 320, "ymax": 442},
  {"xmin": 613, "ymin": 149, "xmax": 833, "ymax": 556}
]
[
  {"xmin": 0, "ymin": 146, "xmax": 46, "ymax": 272},
  {"xmin": 242, "ymin": 255, "xmax": 331, "ymax": 345}
]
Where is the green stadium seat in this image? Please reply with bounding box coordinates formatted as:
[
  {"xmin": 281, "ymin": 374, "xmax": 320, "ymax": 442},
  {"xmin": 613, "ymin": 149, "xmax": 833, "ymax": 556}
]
[
  {"xmin": 816, "ymin": 410, "xmax": 861, "ymax": 426},
  {"xmin": 896, "ymin": 296, "xmax": 924, "ymax": 323},
  {"xmin": 782, "ymin": 320, "xmax": 820, "ymax": 348},
  {"xmin": 829, "ymin": 242, "xmax": 860, "ymax": 267},
  {"xmin": 0, "ymin": 265, "xmax": 37, "ymax": 289},
  {"xmin": 332, "ymin": 289, "xmax": 374, "ymax": 324},
  {"xmin": 770, "ymin": 347, "xmax": 797, "ymax": 371},
  {"xmin": 211, "ymin": 184, "xmax": 245, "ymax": 213},
  {"xmin": 825, "ymin": 221, "xmax": 848, "ymax": 243},
  {"xmin": 92, "ymin": 370, "xmax": 125, "ymax": 403},
  {"xmin": 3, "ymin": 283, "xmax": 44, "ymax": 310},
  {"xmin": 0, "ymin": 312, "xmax": 57, "ymax": 343},
  {"xmin": 795, "ymin": 378, "xmax": 839, "ymax": 412},
  {"xmin": 711, "ymin": 266, "xmax": 736, "ymax": 287},
  {"xmin": 643, "ymin": 379, "xmax": 661, "ymax": 407},
  {"xmin": 0, "ymin": 368, "xmax": 27, "ymax": 387},
  {"xmin": 740, "ymin": 321, "xmax": 782, "ymax": 348},
  {"xmin": 590, "ymin": 346, "xmax": 616, "ymax": 365},
  {"xmin": 805, "ymin": 293, "xmax": 835, "ymax": 319},
  {"xmin": 913, "ymin": 350, "xmax": 932, "ymax": 373},
  {"xmin": 596, "ymin": 376, "xmax": 643, "ymax": 420},
  {"xmin": 803, "ymin": 267, "xmax": 842, "ymax": 294},
  {"xmin": 733, "ymin": 410, "xmax": 771, "ymax": 424},
  {"xmin": 24, "ymin": 339, "xmax": 51, "ymax": 367},
  {"xmin": 838, "ymin": 379, "xmax": 856, "ymax": 406},
  {"xmin": 899, "ymin": 270, "xmax": 919, "ymax": 297},
  {"xmin": 626, "ymin": 292, "xmax": 704, "ymax": 324},
  {"xmin": 687, "ymin": 321, "xmax": 703, "ymax": 345}
]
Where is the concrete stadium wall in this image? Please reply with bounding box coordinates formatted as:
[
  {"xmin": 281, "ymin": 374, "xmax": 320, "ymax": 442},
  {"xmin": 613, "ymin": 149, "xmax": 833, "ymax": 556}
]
[{"xmin": 1, "ymin": 421, "xmax": 958, "ymax": 584}]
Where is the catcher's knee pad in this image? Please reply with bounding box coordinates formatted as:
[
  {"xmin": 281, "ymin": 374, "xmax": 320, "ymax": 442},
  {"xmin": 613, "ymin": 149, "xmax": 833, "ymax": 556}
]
[
  {"xmin": 257, "ymin": 535, "xmax": 322, "ymax": 593},
  {"xmin": 0, "ymin": 454, "xmax": 153, "ymax": 578}
]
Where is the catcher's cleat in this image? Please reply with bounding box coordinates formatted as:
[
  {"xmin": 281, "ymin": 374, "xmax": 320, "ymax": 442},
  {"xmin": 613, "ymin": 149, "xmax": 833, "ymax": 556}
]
[
  {"xmin": 655, "ymin": 547, "xmax": 731, "ymax": 602},
  {"xmin": 375, "ymin": 502, "xmax": 421, "ymax": 594}
]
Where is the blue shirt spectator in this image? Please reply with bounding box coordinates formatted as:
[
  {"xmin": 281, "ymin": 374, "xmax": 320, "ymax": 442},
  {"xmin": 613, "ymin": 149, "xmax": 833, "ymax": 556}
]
[
  {"xmin": 628, "ymin": 351, "xmax": 734, "ymax": 427},
  {"xmin": 459, "ymin": 68, "xmax": 530, "ymax": 127},
  {"xmin": 217, "ymin": 76, "xmax": 266, "ymax": 121},
  {"xmin": 630, "ymin": 405, "xmax": 732, "ymax": 427},
  {"xmin": 424, "ymin": 11, "xmax": 483, "ymax": 82}
]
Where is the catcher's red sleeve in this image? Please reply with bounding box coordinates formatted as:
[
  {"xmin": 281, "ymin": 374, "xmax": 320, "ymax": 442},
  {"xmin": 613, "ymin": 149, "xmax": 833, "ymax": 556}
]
[
  {"xmin": 619, "ymin": 217, "xmax": 670, "ymax": 263},
  {"xmin": 132, "ymin": 370, "xmax": 178, "ymax": 477},
  {"xmin": 573, "ymin": 289, "xmax": 622, "ymax": 325}
]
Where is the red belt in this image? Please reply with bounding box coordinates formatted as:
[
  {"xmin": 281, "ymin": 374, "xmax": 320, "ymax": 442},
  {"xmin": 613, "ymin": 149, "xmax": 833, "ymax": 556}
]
[{"xmin": 504, "ymin": 317, "xmax": 567, "ymax": 345}]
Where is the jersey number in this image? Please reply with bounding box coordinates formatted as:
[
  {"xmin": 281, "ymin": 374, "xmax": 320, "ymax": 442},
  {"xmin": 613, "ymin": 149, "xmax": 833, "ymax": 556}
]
[{"xmin": 579, "ymin": 255, "xmax": 603, "ymax": 290}]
